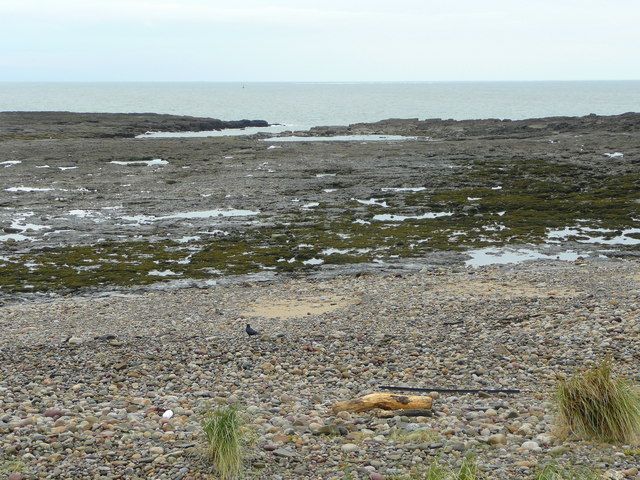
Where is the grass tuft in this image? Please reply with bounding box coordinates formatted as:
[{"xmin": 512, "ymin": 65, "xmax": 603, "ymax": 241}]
[
  {"xmin": 202, "ymin": 405, "xmax": 244, "ymax": 480},
  {"xmin": 0, "ymin": 459, "xmax": 26, "ymax": 474},
  {"xmin": 555, "ymin": 358, "xmax": 640, "ymax": 444},
  {"xmin": 457, "ymin": 457, "xmax": 479, "ymax": 480},
  {"xmin": 390, "ymin": 456, "xmax": 482, "ymax": 480},
  {"xmin": 424, "ymin": 460, "xmax": 450, "ymax": 480}
]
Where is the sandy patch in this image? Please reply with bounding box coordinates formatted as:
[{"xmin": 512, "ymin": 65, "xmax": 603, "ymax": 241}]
[{"xmin": 243, "ymin": 294, "xmax": 355, "ymax": 319}]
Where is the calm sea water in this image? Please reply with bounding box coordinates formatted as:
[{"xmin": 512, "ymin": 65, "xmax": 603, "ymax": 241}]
[{"xmin": 1, "ymin": 81, "xmax": 639, "ymax": 129}]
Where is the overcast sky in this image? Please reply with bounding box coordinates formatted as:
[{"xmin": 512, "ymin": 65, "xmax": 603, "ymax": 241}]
[{"xmin": 1, "ymin": 0, "xmax": 639, "ymax": 82}]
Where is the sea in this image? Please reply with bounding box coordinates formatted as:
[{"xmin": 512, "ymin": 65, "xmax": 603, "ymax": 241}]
[{"xmin": 1, "ymin": 81, "xmax": 639, "ymax": 130}]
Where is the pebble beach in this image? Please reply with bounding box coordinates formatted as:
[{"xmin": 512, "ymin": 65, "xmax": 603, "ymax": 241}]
[{"xmin": 2, "ymin": 259, "xmax": 640, "ymax": 479}]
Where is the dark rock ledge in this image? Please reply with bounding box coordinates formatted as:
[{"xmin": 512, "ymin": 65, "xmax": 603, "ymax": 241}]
[{"xmin": 0, "ymin": 111, "xmax": 270, "ymax": 140}]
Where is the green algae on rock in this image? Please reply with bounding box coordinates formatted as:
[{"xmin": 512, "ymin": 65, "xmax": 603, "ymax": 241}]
[{"xmin": 2, "ymin": 157, "xmax": 639, "ymax": 294}]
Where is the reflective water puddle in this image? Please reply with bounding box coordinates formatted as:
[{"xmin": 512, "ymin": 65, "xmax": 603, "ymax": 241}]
[
  {"xmin": 547, "ymin": 226, "xmax": 640, "ymax": 245},
  {"xmin": 265, "ymin": 135, "xmax": 417, "ymax": 142},
  {"xmin": 120, "ymin": 209, "xmax": 259, "ymax": 224},
  {"xmin": 465, "ymin": 247, "xmax": 583, "ymax": 267},
  {"xmin": 110, "ymin": 159, "xmax": 168, "ymax": 167},
  {"xmin": 136, "ymin": 125, "xmax": 293, "ymax": 138},
  {"xmin": 372, "ymin": 212, "xmax": 452, "ymax": 222}
]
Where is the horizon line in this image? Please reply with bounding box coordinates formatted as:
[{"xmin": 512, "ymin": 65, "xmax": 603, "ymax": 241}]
[{"xmin": 1, "ymin": 79, "xmax": 640, "ymax": 84}]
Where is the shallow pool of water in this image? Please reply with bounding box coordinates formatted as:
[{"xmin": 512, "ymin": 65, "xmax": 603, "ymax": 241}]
[
  {"xmin": 303, "ymin": 258, "xmax": 324, "ymax": 265},
  {"xmin": 120, "ymin": 209, "xmax": 259, "ymax": 224},
  {"xmin": 465, "ymin": 247, "xmax": 582, "ymax": 267},
  {"xmin": 1, "ymin": 161, "xmax": 21, "ymax": 167},
  {"xmin": 354, "ymin": 198, "xmax": 389, "ymax": 208},
  {"xmin": 380, "ymin": 187, "xmax": 426, "ymax": 193},
  {"xmin": 547, "ymin": 226, "xmax": 640, "ymax": 245},
  {"xmin": 136, "ymin": 125, "xmax": 294, "ymax": 138},
  {"xmin": 321, "ymin": 247, "xmax": 371, "ymax": 256},
  {"xmin": 148, "ymin": 269, "xmax": 180, "ymax": 277},
  {"xmin": 265, "ymin": 135, "xmax": 417, "ymax": 142},
  {"xmin": 5, "ymin": 186, "xmax": 54, "ymax": 193},
  {"xmin": 372, "ymin": 211, "xmax": 452, "ymax": 222},
  {"xmin": 110, "ymin": 159, "xmax": 168, "ymax": 167},
  {"xmin": 0, "ymin": 233, "xmax": 33, "ymax": 242}
]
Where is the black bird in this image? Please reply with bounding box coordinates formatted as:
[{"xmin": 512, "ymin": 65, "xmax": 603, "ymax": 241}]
[{"xmin": 245, "ymin": 323, "xmax": 259, "ymax": 336}]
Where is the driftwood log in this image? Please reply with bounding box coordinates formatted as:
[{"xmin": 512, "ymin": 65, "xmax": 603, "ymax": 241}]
[{"xmin": 333, "ymin": 393, "xmax": 433, "ymax": 413}]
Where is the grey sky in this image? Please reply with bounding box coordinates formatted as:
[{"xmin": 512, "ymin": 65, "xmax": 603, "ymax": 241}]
[{"xmin": 1, "ymin": 0, "xmax": 639, "ymax": 81}]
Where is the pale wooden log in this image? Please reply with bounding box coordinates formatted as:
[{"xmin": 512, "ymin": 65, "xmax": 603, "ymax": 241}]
[{"xmin": 333, "ymin": 393, "xmax": 433, "ymax": 413}]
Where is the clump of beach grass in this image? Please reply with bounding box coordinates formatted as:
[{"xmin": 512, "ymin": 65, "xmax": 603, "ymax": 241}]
[
  {"xmin": 535, "ymin": 463, "xmax": 600, "ymax": 480},
  {"xmin": 423, "ymin": 460, "xmax": 450, "ymax": 480},
  {"xmin": 202, "ymin": 405, "xmax": 244, "ymax": 480},
  {"xmin": 555, "ymin": 358, "xmax": 640, "ymax": 444},
  {"xmin": 0, "ymin": 459, "xmax": 26, "ymax": 475},
  {"xmin": 456, "ymin": 456, "xmax": 480, "ymax": 480},
  {"xmin": 390, "ymin": 456, "xmax": 482, "ymax": 480}
]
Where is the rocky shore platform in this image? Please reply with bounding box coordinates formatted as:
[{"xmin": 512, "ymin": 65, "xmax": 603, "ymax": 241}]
[{"xmin": 1, "ymin": 112, "xmax": 639, "ymax": 302}]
